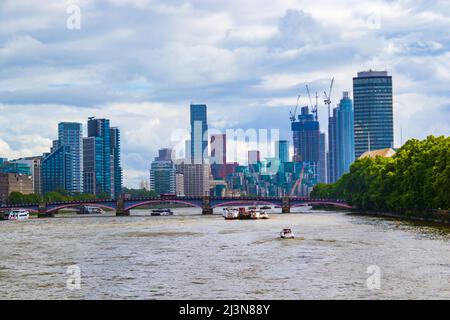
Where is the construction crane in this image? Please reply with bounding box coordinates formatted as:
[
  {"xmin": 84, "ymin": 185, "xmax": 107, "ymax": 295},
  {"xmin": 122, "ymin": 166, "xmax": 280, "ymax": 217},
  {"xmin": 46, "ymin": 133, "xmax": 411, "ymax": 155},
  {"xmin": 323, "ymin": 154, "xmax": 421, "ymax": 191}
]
[
  {"xmin": 289, "ymin": 95, "xmax": 301, "ymax": 122},
  {"xmin": 323, "ymin": 77, "xmax": 334, "ymax": 119},
  {"xmin": 306, "ymin": 85, "xmax": 319, "ymax": 121}
]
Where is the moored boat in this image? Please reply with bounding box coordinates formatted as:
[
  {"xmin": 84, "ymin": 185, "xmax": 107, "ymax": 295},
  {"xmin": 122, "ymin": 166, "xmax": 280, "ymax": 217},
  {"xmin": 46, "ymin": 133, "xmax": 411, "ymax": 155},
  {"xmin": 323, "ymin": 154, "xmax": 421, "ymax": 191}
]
[
  {"xmin": 8, "ymin": 209, "xmax": 30, "ymax": 220},
  {"xmin": 151, "ymin": 208, "xmax": 173, "ymax": 216},
  {"xmin": 223, "ymin": 208, "xmax": 239, "ymax": 220}
]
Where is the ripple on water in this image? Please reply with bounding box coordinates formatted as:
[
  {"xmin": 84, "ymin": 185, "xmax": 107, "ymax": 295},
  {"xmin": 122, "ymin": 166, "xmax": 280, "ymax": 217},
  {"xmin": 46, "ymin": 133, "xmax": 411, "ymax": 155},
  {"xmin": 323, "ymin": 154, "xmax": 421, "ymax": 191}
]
[{"xmin": 0, "ymin": 211, "xmax": 449, "ymax": 299}]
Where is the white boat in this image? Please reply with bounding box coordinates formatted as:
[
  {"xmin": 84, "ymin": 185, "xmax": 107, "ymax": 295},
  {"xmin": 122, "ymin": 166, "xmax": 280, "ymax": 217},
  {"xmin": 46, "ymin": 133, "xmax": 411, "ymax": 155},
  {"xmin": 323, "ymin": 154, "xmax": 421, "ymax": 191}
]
[
  {"xmin": 280, "ymin": 228, "xmax": 295, "ymax": 239},
  {"xmin": 78, "ymin": 206, "xmax": 104, "ymax": 215},
  {"xmin": 260, "ymin": 212, "xmax": 270, "ymax": 219},
  {"xmin": 151, "ymin": 208, "xmax": 173, "ymax": 216},
  {"xmin": 8, "ymin": 209, "xmax": 30, "ymax": 220},
  {"xmin": 223, "ymin": 208, "xmax": 239, "ymax": 220},
  {"xmin": 250, "ymin": 208, "xmax": 269, "ymax": 219}
]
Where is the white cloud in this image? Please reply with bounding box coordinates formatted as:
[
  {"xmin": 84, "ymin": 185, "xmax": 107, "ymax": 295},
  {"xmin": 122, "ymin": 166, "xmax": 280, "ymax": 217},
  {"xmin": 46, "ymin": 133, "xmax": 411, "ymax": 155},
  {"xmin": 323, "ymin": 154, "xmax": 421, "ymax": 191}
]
[{"xmin": 0, "ymin": 0, "xmax": 449, "ymax": 187}]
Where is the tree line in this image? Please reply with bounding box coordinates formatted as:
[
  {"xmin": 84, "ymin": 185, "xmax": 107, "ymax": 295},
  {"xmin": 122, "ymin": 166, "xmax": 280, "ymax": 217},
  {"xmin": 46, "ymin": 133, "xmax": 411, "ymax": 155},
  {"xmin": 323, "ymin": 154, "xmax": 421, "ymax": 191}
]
[{"xmin": 311, "ymin": 135, "xmax": 449, "ymax": 213}]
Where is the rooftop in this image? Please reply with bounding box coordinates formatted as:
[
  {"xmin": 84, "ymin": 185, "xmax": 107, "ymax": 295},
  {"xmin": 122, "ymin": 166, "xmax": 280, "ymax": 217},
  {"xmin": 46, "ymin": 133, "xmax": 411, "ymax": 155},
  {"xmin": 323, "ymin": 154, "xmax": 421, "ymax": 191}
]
[{"xmin": 359, "ymin": 148, "xmax": 396, "ymax": 159}]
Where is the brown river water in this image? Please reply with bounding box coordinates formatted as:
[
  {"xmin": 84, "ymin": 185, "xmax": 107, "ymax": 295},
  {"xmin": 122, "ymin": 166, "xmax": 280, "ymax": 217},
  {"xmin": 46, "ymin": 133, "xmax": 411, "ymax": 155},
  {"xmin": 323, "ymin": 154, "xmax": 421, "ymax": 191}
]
[{"xmin": 0, "ymin": 207, "xmax": 449, "ymax": 299}]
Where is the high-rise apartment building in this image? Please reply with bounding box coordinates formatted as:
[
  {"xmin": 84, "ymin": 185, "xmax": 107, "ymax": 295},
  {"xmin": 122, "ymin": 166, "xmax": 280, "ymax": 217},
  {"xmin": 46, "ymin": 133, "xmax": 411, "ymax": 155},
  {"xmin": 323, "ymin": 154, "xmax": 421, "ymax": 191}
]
[
  {"xmin": 190, "ymin": 104, "xmax": 208, "ymax": 164},
  {"xmin": 328, "ymin": 92, "xmax": 355, "ymax": 183},
  {"xmin": 175, "ymin": 163, "xmax": 210, "ymax": 196},
  {"xmin": 150, "ymin": 160, "xmax": 176, "ymax": 195},
  {"xmin": 210, "ymin": 134, "xmax": 226, "ymax": 165},
  {"xmin": 275, "ymin": 140, "xmax": 289, "ymax": 163},
  {"xmin": 83, "ymin": 118, "xmax": 111, "ymax": 196},
  {"xmin": 110, "ymin": 127, "xmax": 123, "ymax": 198},
  {"xmin": 58, "ymin": 122, "xmax": 83, "ymax": 193},
  {"xmin": 41, "ymin": 145, "xmax": 72, "ymax": 195},
  {"xmin": 353, "ymin": 70, "xmax": 393, "ymax": 158}
]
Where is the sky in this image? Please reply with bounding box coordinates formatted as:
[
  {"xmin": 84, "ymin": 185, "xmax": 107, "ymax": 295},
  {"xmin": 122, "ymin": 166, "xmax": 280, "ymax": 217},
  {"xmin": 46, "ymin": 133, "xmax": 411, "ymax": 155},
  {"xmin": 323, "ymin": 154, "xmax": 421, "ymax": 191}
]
[{"xmin": 0, "ymin": 0, "xmax": 449, "ymax": 187}]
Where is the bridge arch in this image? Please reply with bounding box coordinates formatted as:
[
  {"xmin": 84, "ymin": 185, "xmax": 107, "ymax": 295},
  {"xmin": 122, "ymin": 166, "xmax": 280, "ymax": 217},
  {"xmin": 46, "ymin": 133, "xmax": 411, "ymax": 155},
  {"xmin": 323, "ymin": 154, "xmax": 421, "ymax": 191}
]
[
  {"xmin": 291, "ymin": 201, "xmax": 352, "ymax": 210},
  {"xmin": 46, "ymin": 203, "xmax": 116, "ymax": 213},
  {"xmin": 124, "ymin": 199, "xmax": 202, "ymax": 211},
  {"xmin": 212, "ymin": 200, "xmax": 280, "ymax": 209}
]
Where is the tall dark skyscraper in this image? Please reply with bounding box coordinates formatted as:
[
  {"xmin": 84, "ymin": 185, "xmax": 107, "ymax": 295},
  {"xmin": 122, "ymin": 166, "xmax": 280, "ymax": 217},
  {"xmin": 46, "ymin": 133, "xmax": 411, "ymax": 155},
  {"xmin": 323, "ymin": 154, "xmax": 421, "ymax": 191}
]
[
  {"xmin": 84, "ymin": 118, "xmax": 111, "ymax": 196},
  {"xmin": 58, "ymin": 122, "xmax": 83, "ymax": 193},
  {"xmin": 291, "ymin": 106, "xmax": 325, "ymax": 189},
  {"xmin": 353, "ymin": 70, "xmax": 393, "ymax": 158},
  {"xmin": 110, "ymin": 127, "xmax": 123, "ymax": 199},
  {"xmin": 190, "ymin": 104, "xmax": 208, "ymax": 164},
  {"xmin": 328, "ymin": 92, "xmax": 355, "ymax": 183},
  {"xmin": 292, "ymin": 106, "xmax": 320, "ymax": 163}
]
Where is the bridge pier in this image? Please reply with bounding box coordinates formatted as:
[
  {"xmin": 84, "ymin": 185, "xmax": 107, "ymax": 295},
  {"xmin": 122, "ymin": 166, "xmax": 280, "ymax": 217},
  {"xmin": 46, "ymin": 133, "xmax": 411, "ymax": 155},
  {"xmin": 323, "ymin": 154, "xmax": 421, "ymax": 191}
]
[
  {"xmin": 37, "ymin": 203, "xmax": 54, "ymax": 218},
  {"xmin": 282, "ymin": 197, "xmax": 290, "ymax": 214},
  {"xmin": 202, "ymin": 196, "xmax": 213, "ymax": 215},
  {"xmin": 116, "ymin": 196, "xmax": 130, "ymax": 216}
]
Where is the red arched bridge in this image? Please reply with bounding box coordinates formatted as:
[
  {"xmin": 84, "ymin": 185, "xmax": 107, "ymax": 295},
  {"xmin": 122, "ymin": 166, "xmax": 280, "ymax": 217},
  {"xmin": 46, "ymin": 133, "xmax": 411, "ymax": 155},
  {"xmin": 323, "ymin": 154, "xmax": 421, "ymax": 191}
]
[{"xmin": 0, "ymin": 195, "xmax": 352, "ymax": 217}]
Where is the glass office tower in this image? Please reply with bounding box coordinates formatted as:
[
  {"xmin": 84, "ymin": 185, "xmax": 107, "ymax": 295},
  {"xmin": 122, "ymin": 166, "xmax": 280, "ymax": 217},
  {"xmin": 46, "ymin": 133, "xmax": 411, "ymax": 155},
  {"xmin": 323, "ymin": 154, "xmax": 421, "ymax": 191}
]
[
  {"xmin": 84, "ymin": 118, "xmax": 111, "ymax": 196},
  {"xmin": 328, "ymin": 92, "xmax": 355, "ymax": 183},
  {"xmin": 353, "ymin": 70, "xmax": 393, "ymax": 158},
  {"xmin": 275, "ymin": 140, "xmax": 289, "ymax": 163},
  {"xmin": 110, "ymin": 127, "xmax": 123, "ymax": 199},
  {"xmin": 58, "ymin": 122, "xmax": 83, "ymax": 193},
  {"xmin": 41, "ymin": 145, "xmax": 72, "ymax": 195},
  {"xmin": 190, "ymin": 104, "xmax": 208, "ymax": 164}
]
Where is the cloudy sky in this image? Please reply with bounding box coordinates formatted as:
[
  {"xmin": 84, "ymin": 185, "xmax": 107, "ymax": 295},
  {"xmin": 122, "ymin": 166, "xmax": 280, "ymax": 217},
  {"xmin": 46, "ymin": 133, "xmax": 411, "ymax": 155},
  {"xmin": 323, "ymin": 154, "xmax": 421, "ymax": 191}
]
[{"xmin": 0, "ymin": 0, "xmax": 449, "ymax": 187}]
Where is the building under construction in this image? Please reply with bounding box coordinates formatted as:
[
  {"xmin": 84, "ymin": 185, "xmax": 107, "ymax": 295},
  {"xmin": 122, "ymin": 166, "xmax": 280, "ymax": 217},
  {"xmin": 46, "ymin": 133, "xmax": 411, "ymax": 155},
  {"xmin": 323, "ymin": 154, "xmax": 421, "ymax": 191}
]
[{"xmin": 290, "ymin": 106, "xmax": 326, "ymax": 196}]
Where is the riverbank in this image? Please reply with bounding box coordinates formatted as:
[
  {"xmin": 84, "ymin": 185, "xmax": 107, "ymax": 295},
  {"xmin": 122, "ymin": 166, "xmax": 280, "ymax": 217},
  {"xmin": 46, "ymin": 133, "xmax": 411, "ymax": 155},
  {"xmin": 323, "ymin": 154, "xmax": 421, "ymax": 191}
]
[{"xmin": 353, "ymin": 209, "xmax": 450, "ymax": 225}]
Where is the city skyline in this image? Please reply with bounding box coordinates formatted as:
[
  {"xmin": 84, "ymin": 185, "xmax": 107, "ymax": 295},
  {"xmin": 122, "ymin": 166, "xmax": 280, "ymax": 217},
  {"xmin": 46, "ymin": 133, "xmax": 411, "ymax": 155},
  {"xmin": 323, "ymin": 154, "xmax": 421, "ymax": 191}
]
[{"xmin": 0, "ymin": 1, "xmax": 449, "ymax": 188}]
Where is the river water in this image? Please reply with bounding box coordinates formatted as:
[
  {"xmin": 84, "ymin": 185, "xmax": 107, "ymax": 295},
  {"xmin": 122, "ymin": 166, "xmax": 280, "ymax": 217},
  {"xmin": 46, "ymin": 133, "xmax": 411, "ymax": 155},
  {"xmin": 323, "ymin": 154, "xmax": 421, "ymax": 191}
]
[{"xmin": 0, "ymin": 208, "xmax": 449, "ymax": 300}]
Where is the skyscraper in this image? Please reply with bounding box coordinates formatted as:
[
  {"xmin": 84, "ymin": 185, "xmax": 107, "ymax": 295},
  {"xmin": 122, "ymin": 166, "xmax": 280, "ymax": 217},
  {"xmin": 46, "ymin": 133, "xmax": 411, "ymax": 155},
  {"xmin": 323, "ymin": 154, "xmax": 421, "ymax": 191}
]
[
  {"xmin": 175, "ymin": 163, "xmax": 210, "ymax": 196},
  {"xmin": 110, "ymin": 127, "xmax": 123, "ymax": 198},
  {"xmin": 328, "ymin": 106, "xmax": 340, "ymax": 184},
  {"xmin": 328, "ymin": 92, "xmax": 355, "ymax": 183},
  {"xmin": 275, "ymin": 140, "xmax": 289, "ymax": 163},
  {"xmin": 41, "ymin": 145, "xmax": 72, "ymax": 194},
  {"xmin": 58, "ymin": 122, "xmax": 83, "ymax": 193},
  {"xmin": 150, "ymin": 160, "xmax": 176, "ymax": 195},
  {"xmin": 83, "ymin": 118, "xmax": 111, "ymax": 196},
  {"xmin": 210, "ymin": 134, "xmax": 226, "ymax": 165},
  {"xmin": 292, "ymin": 106, "xmax": 320, "ymax": 163},
  {"xmin": 336, "ymin": 92, "xmax": 355, "ymax": 177},
  {"xmin": 190, "ymin": 104, "xmax": 208, "ymax": 164},
  {"xmin": 156, "ymin": 148, "xmax": 174, "ymax": 162},
  {"xmin": 353, "ymin": 70, "xmax": 393, "ymax": 158},
  {"xmin": 318, "ymin": 133, "xmax": 327, "ymax": 183}
]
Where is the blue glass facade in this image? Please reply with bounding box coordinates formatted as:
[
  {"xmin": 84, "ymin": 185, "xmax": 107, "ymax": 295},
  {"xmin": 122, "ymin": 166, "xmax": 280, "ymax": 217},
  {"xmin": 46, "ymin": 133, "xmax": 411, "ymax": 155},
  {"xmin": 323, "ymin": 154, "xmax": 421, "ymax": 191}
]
[
  {"xmin": 110, "ymin": 127, "xmax": 123, "ymax": 198},
  {"xmin": 150, "ymin": 160, "xmax": 175, "ymax": 194},
  {"xmin": 0, "ymin": 160, "xmax": 31, "ymax": 175},
  {"xmin": 41, "ymin": 145, "xmax": 72, "ymax": 194},
  {"xmin": 275, "ymin": 140, "xmax": 289, "ymax": 163},
  {"xmin": 58, "ymin": 122, "xmax": 83, "ymax": 193},
  {"xmin": 328, "ymin": 92, "xmax": 355, "ymax": 183},
  {"xmin": 84, "ymin": 118, "xmax": 111, "ymax": 196},
  {"xmin": 353, "ymin": 70, "xmax": 393, "ymax": 158},
  {"xmin": 190, "ymin": 104, "xmax": 208, "ymax": 164}
]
